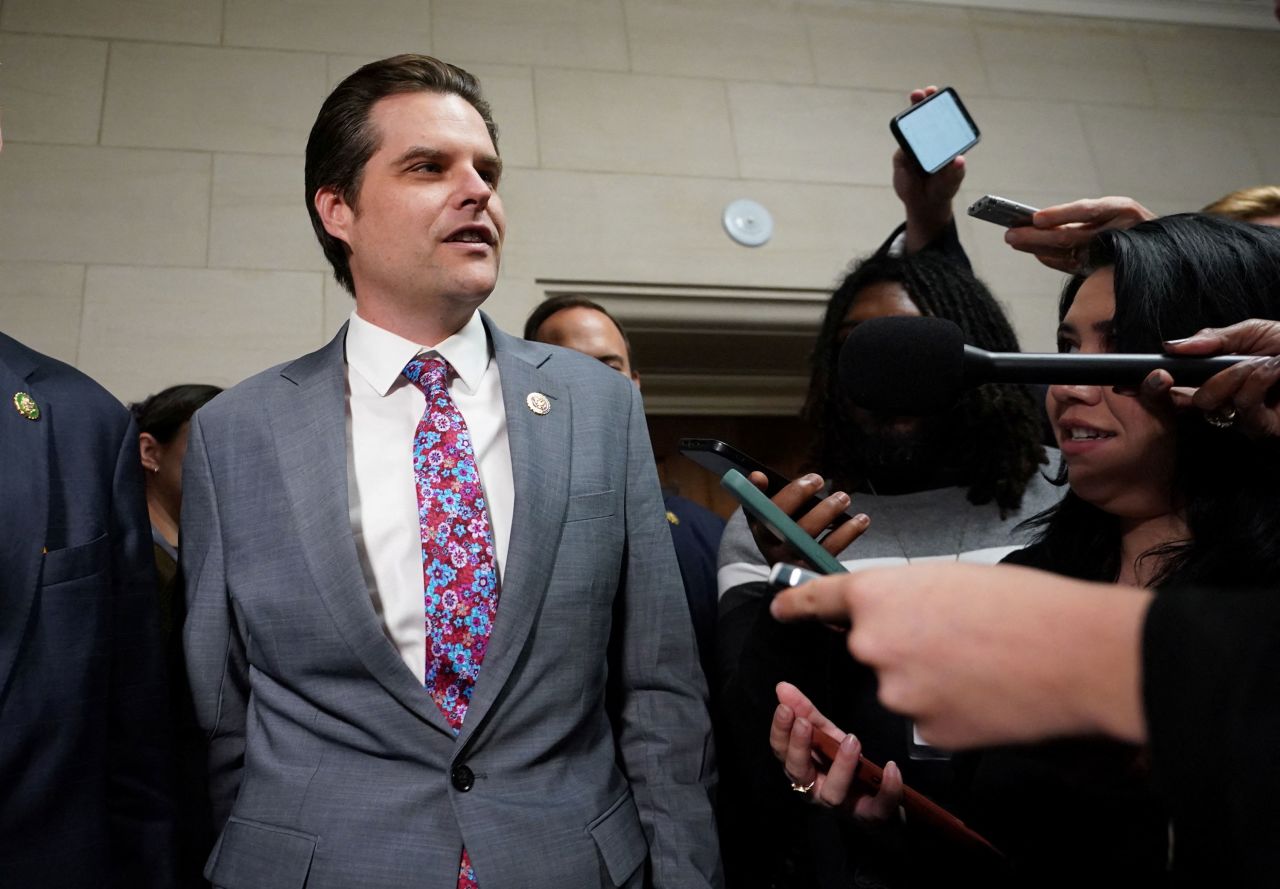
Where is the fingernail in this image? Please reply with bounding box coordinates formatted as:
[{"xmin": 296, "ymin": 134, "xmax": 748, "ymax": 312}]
[
  {"xmin": 829, "ymin": 491, "xmax": 850, "ymax": 507},
  {"xmin": 840, "ymin": 733, "xmax": 857, "ymax": 752},
  {"xmin": 769, "ymin": 597, "xmax": 783, "ymax": 618},
  {"xmin": 1164, "ymin": 337, "xmax": 1190, "ymax": 345},
  {"xmin": 854, "ymin": 514, "xmax": 870, "ymax": 525},
  {"xmin": 799, "ymin": 473, "xmax": 821, "ymax": 487}
]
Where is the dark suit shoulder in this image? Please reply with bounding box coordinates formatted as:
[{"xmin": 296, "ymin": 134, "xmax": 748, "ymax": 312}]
[{"xmin": 0, "ymin": 331, "xmax": 129, "ymax": 434}]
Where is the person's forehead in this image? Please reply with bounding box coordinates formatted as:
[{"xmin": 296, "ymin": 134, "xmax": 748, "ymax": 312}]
[
  {"xmin": 550, "ymin": 306, "xmax": 625, "ymax": 344},
  {"xmin": 844, "ymin": 280, "xmax": 920, "ymax": 321},
  {"xmin": 367, "ymin": 90, "xmax": 493, "ymax": 152}
]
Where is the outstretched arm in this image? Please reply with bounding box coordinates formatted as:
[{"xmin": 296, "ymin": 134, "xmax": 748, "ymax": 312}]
[{"xmin": 769, "ymin": 562, "xmax": 1151, "ymax": 749}]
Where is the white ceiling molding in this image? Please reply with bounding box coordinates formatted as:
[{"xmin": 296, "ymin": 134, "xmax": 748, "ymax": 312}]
[{"xmin": 895, "ymin": 0, "xmax": 1277, "ymax": 29}]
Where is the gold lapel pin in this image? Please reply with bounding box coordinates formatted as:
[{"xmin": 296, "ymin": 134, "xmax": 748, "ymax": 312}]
[
  {"xmin": 13, "ymin": 392, "xmax": 40, "ymax": 421},
  {"xmin": 525, "ymin": 392, "xmax": 551, "ymax": 416}
]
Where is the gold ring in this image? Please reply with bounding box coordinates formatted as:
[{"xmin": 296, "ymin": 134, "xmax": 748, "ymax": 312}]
[{"xmin": 789, "ymin": 777, "xmax": 816, "ymax": 794}]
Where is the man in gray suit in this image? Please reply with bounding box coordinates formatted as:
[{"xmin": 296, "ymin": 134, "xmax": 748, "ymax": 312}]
[{"xmin": 181, "ymin": 54, "xmax": 720, "ymax": 888}]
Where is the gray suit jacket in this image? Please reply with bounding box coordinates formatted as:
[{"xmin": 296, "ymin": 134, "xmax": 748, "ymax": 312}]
[{"xmin": 182, "ymin": 315, "xmax": 720, "ymax": 889}]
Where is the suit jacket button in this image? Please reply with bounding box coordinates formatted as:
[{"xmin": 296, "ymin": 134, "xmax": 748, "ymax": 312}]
[{"xmin": 451, "ymin": 764, "xmax": 475, "ymax": 792}]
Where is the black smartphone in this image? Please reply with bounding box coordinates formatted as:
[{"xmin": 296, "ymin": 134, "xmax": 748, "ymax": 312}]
[
  {"xmin": 890, "ymin": 87, "xmax": 980, "ymax": 175},
  {"xmin": 678, "ymin": 438, "xmax": 853, "ymax": 530}
]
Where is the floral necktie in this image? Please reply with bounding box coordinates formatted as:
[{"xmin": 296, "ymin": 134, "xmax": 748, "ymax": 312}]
[{"xmin": 403, "ymin": 354, "xmax": 499, "ymax": 889}]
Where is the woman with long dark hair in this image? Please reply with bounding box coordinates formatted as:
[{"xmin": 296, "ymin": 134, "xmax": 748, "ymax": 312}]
[{"xmin": 772, "ymin": 213, "xmax": 1280, "ymax": 886}]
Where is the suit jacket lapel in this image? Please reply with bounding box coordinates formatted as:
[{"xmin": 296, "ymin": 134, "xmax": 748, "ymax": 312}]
[
  {"xmin": 0, "ymin": 342, "xmax": 48, "ymax": 703},
  {"xmin": 457, "ymin": 318, "xmax": 571, "ymax": 747},
  {"xmin": 271, "ymin": 326, "xmax": 453, "ymax": 737}
]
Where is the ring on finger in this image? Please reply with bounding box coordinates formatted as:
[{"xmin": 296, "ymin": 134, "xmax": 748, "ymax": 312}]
[
  {"xmin": 1204, "ymin": 405, "xmax": 1238, "ymax": 428},
  {"xmin": 788, "ymin": 775, "xmax": 816, "ymax": 794}
]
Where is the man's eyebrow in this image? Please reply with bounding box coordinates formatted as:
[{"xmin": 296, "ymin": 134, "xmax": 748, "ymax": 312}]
[
  {"xmin": 392, "ymin": 146, "xmax": 445, "ymax": 167},
  {"xmin": 478, "ymin": 152, "xmax": 503, "ymax": 178},
  {"xmin": 391, "ymin": 146, "xmax": 504, "ymax": 178}
]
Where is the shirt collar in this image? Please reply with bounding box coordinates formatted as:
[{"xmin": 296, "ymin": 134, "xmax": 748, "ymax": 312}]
[{"xmin": 346, "ymin": 310, "xmax": 491, "ymax": 397}]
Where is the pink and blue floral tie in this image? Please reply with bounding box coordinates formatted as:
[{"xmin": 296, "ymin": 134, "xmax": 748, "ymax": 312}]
[{"xmin": 403, "ymin": 355, "xmax": 499, "ymax": 889}]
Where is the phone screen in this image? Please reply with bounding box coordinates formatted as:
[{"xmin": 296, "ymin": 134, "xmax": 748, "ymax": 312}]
[{"xmin": 894, "ymin": 89, "xmax": 978, "ymax": 174}]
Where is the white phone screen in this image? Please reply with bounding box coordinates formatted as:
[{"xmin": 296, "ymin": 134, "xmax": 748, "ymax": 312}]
[{"xmin": 897, "ymin": 91, "xmax": 976, "ymax": 173}]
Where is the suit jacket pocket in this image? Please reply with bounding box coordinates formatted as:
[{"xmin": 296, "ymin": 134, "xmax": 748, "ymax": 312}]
[
  {"xmin": 207, "ymin": 816, "xmax": 317, "ymax": 889},
  {"xmin": 588, "ymin": 788, "xmax": 648, "ymax": 887},
  {"xmin": 566, "ymin": 489, "xmax": 616, "ymax": 523},
  {"xmin": 40, "ymin": 532, "xmax": 108, "ymax": 587}
]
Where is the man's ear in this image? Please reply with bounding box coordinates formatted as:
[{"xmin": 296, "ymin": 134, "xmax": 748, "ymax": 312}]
[
  {"xmin": 631, "ymin": 371, "xmax": 642, "ymax": 391},
  {"xmin": 314, "ymin": 186, "xmax": 354, "ymax": 247}
]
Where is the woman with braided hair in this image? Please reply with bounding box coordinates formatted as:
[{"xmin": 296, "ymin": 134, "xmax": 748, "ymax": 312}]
[
  {"xmin": 803, "ymin": 249, "xmax": 1047, "ymax": 516},
  {"xmin": 716, "ymin": 247, "xmax": 1060, "ymax": 889}
]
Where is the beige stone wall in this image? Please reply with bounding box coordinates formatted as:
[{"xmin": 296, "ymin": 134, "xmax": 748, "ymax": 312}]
[{"xmin": 1, "ymin": 0, "xmax": 1277, "ymax": 400}]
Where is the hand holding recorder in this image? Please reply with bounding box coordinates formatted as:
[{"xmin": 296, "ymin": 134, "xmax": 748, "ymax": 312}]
[{"xmin": 1002, "ymin": 196, "xmax": 1155, "ymax": 272}]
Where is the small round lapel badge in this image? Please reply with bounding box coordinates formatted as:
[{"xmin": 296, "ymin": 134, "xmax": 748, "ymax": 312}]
[
  {"xmin": 525, "ymin": 392, "xmax": 551, "ymax": 416},
  {"xmin": 13, "ymin": 392, "xmax": 40, "ymax": 421}
]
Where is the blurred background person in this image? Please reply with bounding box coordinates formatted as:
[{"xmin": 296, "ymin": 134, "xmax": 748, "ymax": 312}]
[
  {"xmin": 130, "ymin": 384, "xmax": 222, "ymax": 637},
  {"xmin": 525, "ymin": 295, "xmax": 724, "ymax": 683},
  {"xmin": 1202, "ymin": 184, "xmax": 1280, "ymax": 226}
]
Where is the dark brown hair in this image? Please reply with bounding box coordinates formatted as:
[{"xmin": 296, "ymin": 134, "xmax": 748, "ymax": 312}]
[{"xmin": 305, "ymin": 54, "xmax": 499, "ymax": 294}]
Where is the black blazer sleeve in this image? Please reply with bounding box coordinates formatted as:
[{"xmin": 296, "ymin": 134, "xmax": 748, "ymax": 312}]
[
  {"xmin": 872, "ymin": 218, "xmax": 972, "ymax": 271},
  {"xmin": 1143, "ymin": 586, "xmax": 1280, "ymax": 881}
]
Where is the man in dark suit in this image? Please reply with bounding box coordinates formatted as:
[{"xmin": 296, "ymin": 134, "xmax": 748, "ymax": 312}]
[
  {"xmin": 182, "ymin": 54, "xmax": 719, "ymax": 888},
  {"xmin": 0, "ymin": 330, "xmax": 175, "ymax": 887}
]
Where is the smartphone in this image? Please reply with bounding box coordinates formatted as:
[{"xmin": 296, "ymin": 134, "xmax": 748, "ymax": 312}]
[
  {"xmin": 721, "ymin": 470, "xmax": 847, "ymax": 575},
  {"xmin": 679, "ymin": 438, "xmax": 853, "ymax": 530},
  {"xmin": 890, "ymin": 87, "xmax": 980, "ymax": 175},
  {"xmin": 967, "ymin": 194, "xmax": 1039, "ymax": 228}
]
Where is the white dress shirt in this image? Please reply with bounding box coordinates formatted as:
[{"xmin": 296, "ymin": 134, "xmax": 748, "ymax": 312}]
[{"xmin": 344, "ymin": 310, "xmax": 514, "ymax": 683}]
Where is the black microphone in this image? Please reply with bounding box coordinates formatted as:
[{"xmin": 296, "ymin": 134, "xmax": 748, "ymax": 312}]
[{"xmin": 838, "ymin": 316, "xmax": 1254, "ymax": 415}]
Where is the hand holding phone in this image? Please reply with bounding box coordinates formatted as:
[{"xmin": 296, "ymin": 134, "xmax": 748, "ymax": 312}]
[
  {"xmin": 679, "ymin": 439, "xmax": 867, "ymax": 569},
  {"xmin": 890, "ymin": 86, "xmax": 979, "ymax": 176},
  {"xmin": 722, "ymin": 470, "xmax": 848, "ymax": 575},
  {"xmin": 892, "ymin": 86, "xmax": 968, "ymax": 252}
]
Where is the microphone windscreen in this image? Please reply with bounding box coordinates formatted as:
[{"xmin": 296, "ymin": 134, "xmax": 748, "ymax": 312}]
[{"xmin": 838, "ymin": 316, "xmax": 966, "ymax": 415}]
